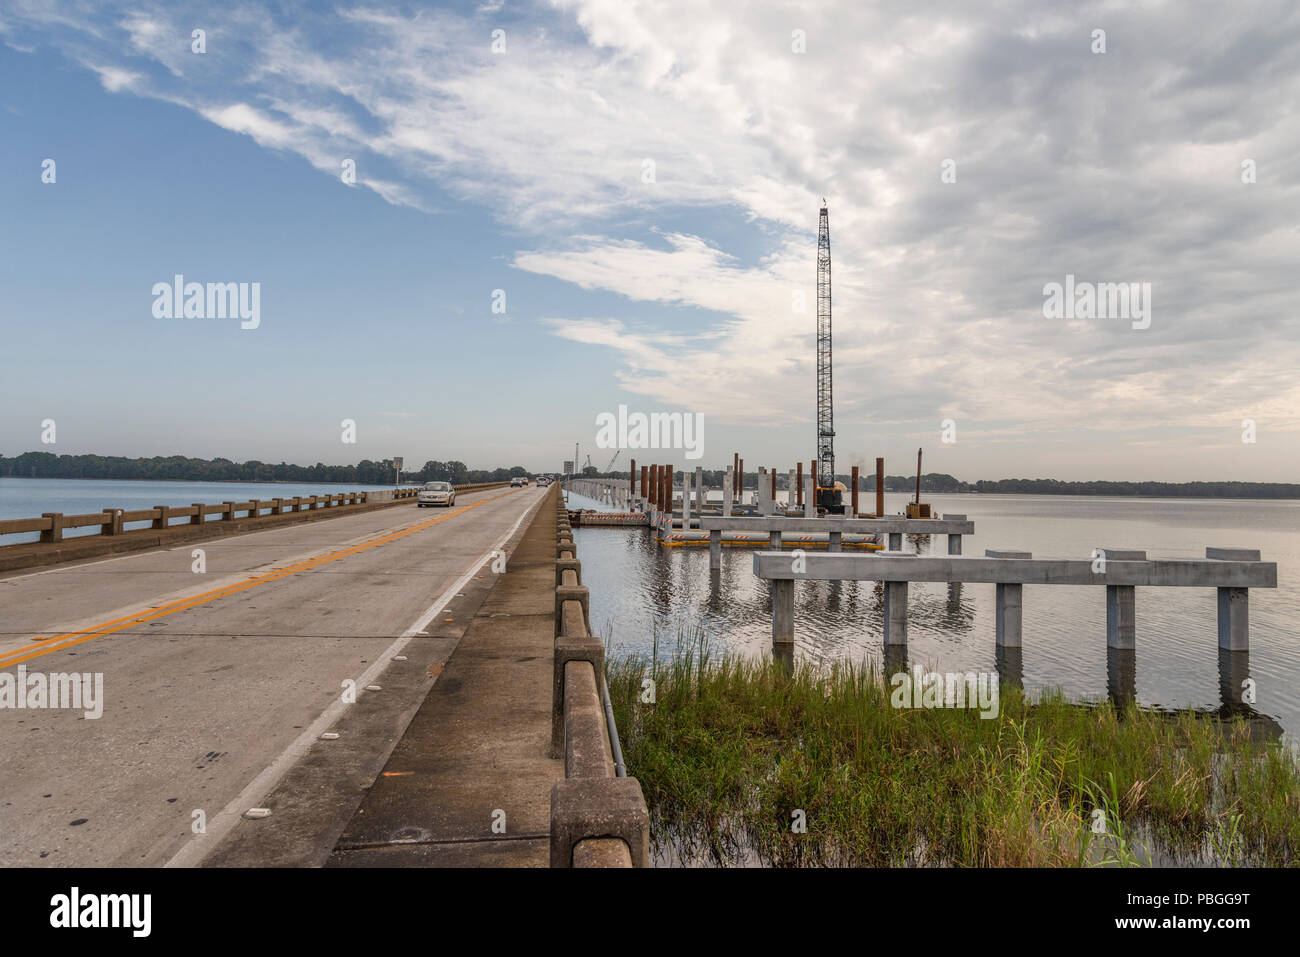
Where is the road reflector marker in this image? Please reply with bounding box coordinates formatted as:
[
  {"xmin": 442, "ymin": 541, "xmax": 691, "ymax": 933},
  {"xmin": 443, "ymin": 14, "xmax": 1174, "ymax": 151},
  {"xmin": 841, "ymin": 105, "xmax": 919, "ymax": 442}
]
[
  {"xmin": 393, "ymin": 655, "xmax": 408, "ymax": 661},
  {"xmin": 319, "ymin": 732, "xmax": 340, "ymax": 740},
  {"xmin": 243, "ymin": 808, "xmax": 271, "ymax": 819},
  {"xmin": 366, "ymin": 684, "xmax": 382, "ymax": 691}
]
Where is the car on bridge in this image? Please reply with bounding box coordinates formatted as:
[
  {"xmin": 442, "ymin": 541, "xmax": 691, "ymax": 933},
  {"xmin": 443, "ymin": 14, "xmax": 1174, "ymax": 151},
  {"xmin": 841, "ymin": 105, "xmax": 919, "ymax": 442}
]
[
  {"xmin": 418, "ymin": 481, "xmax": 456, "ymax": 507},
  {"xmin": 510, "ymin": 476, "xmax": 528, "ymax": 488}
]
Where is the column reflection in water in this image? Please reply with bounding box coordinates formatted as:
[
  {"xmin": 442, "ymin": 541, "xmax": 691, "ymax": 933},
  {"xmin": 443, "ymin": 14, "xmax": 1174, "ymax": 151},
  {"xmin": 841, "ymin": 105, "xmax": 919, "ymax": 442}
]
[
  {"xmin": 1217, "ymin": 648, "xmax": 1255, "ymax": 718},
  {"xmin": 995, "ymin": 645, "xmax": 1023, "ymax": 689},
  {"xmin": 1107, "ymin": 646, "xmax": 1136, "ymax": 708}
]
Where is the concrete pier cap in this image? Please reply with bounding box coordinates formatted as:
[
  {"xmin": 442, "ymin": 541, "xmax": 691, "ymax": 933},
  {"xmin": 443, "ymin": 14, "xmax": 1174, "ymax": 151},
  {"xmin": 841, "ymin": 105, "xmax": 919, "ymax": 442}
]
[
  {"xmin": 1207, "ymin": 547, "xmax": 1263, "ymax": 561},
  {"xmin": 1095, "ymin": 548, "xmax": 1148, "ymax": 561}
]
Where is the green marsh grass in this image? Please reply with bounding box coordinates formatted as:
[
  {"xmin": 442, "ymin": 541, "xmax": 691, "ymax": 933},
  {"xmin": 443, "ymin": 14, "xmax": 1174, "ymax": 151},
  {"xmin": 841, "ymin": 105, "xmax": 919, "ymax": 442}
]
[{"xmin": 606, "ymin": 637, "xmax": 1300, "ymax": 867}]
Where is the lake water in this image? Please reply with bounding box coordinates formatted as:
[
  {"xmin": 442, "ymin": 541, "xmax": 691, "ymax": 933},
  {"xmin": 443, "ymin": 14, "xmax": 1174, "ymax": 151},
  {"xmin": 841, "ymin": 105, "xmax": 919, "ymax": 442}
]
[
  {"xmin": 567, "ymin": 489, "xmax": 1300, "ymax": 743},
  {"xmin": 0, "ymin": 477, "xmax": 396, "ymax": 544}
]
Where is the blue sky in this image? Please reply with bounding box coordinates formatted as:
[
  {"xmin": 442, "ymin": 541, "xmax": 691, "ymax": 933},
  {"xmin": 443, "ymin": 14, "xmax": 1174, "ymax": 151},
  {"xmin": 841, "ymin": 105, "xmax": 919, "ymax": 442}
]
[{"xmin": 1, "ymin": 1, "xmax": 1297, "ymax": 482}]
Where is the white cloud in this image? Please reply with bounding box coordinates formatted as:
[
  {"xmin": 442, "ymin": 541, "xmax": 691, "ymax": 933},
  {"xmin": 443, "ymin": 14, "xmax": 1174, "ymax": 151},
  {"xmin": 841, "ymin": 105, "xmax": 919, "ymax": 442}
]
[{"xmin": 4, "ymin": 0, "xmax": 1299, "ymax": 473}]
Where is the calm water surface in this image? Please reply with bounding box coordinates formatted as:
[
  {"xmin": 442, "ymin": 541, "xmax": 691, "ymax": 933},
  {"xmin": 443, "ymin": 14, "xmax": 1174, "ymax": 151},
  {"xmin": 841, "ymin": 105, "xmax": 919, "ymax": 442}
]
[{"xmin": 568, "ymin": 489, "xmax": 1300, "ymax": 742}]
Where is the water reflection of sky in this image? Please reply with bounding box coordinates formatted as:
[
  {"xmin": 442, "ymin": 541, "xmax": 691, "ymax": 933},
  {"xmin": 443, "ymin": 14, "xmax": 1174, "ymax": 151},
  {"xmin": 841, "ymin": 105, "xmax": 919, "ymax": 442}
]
[{"xmin": 566, "ymin": 488, "xmax": 1300, "ymax": 743}]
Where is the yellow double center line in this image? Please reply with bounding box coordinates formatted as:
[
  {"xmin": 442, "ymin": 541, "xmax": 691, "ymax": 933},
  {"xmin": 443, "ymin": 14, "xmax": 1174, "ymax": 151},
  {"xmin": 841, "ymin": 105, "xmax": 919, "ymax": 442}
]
[{"xmin": 0, "ymin": 489, "xmax": 519, "ymax": 670}]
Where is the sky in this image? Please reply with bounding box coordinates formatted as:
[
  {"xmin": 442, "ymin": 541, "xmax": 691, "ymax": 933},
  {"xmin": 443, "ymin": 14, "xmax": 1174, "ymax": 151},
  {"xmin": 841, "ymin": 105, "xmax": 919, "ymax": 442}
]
[{"xmin": 0, "ymin": 0, "xmax": 1297, "ymax": 482}]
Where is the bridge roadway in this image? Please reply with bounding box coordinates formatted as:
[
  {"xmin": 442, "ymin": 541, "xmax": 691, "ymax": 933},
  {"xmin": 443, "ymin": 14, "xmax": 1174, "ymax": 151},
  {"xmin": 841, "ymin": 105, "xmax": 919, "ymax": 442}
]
[{"xmin": 0, "ymin": 484, "xmax": 547, "ymax": 867}]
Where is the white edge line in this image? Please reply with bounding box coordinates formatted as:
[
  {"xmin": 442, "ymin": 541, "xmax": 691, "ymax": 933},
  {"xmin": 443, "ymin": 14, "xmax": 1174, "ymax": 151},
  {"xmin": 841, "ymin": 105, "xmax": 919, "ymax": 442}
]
[{"xmin": 163, "ymin": 489, "xmax": 547, "ymax": 868}]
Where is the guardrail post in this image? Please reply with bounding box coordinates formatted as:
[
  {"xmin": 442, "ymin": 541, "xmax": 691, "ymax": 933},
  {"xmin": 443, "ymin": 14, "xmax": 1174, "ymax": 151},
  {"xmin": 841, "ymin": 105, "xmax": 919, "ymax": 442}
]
[
  {"xmin": 222, "ymin": 501, "xmax": 236, "ymax": 520},
  {"xmin": 555, "ymin": 584, "xmax": 590, "ymax": 636},
  {"xmin": 552, "ymin": 634, "xmax": 604, "ymax": 757},
  {"xmin": 883, "ymin": 581, "xmax": 908, "ymax": 645},
  {"xmin": 556, "ymin": 558, "xmax": 581, "ymax": 587},
  {"xmin": 190, "ymin": 503, "xmax": 204, "ymax": 526},
  {"xmin": 550, "ymin": 777, "xmax": 649, "ymax": 868},
  {"xmin": 102, "ymin": 509, "xmax": 123, "ymax": 535},
  {"xmin": 271, "ymin": 498, "xmax": 284, "ymax": 516},
  {"xmin": 152, "ymin": 506, "xmax": 168, "ymax": 530},
  {"xmin": 249, "ymin": 499, "xmax": 262, "ymax": 518},
  {"xmin": 1106, "ymin": 585, "xmax": 1136, "ymax": 649},
  {"xmin": 40, "ymin": 513, "xmax": 62, "ymax": 543}
]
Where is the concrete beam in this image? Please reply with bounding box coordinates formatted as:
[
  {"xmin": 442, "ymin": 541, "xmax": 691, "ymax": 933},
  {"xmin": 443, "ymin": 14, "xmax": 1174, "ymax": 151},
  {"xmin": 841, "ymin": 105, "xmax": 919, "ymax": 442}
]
[
  {"xmin": 751, "ymin": 551, "xmax": 1277, "ymax": 587},
  {"xmin": 700, "ymin": 515, "xmax": 975, "ymax": 535}
]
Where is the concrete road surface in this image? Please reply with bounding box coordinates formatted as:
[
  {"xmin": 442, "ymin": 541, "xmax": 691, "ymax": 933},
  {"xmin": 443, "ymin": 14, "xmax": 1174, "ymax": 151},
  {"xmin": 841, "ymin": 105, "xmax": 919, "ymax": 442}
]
[{"xmin": 0, "ymin": 485, "xmax": 545, "ymax": 866}]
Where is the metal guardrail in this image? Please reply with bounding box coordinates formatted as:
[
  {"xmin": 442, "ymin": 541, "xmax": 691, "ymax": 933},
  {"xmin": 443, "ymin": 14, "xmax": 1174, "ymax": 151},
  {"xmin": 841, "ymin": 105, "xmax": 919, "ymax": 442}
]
[
  {"xmin": 549, "ymin": 486, "xmax": 649, "ymax": 868},
  {"xmin": 0, "ymin": 482, "xmax": 514, "ymax": 546}
]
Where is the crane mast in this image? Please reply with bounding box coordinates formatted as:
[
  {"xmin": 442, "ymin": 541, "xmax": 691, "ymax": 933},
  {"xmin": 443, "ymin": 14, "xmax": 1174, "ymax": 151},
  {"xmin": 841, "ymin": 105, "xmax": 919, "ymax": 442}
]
[{"xmin": 816, "ymin": 202, "xmax": 841, "ymax": 511}]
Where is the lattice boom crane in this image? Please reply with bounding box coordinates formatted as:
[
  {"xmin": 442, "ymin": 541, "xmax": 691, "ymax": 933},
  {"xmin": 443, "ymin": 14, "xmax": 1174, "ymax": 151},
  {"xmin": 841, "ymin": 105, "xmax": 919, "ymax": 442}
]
[{"xmin": 816, "ymin": 201, "xmax": 843, "ymax": 512}]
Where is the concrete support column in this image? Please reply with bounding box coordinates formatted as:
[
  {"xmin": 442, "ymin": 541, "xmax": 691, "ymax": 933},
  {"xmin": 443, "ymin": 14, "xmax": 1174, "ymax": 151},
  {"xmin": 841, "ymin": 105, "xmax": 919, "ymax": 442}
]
[
  {"xmin": 828, "ymin": 531, "xmax": 842, "ymax": 552},
  {"xmin": 757, "ymin": 468, "xmax": 768, "ymax": 515},
  {"xmin": 771, "ymin": 578, "xmax": 794, "ymax": 646},
  {"xmin": 888, "ymin": 531, "xmax": 903, "ymax": 551},
  {"xmin": 883, "ymin": 581, "xmax": 908, "ymax": 646},
  {"xmin": 995, "ymin": 583, "xmax": 1023, "ymax": 647},
  {"xmin": 1106, "ymin": 585, "xmax": 1136, "ymax": 649},
  {"xmin": 1217, "ymin": 587, "xmax": 1249, "ymax": 651},
  {"xmin": 787, "ymin": 470, "xmax": 796, "ymax": 513},
  {"xmin": 723, "ymin": 467, "xmax": 733, "ymax": 516},
  {"xmin": 802, "ymin": 473, "xmax": 815, "ymax": 517},
  {"xmin": 948, "ymin": 534, "xmax": 962, "ymax": 555},
  {"xmin": 709, "ymin": 529, "xmax": 722, "ymax": 570},
  {"xmin": 694, "ymin": 466, "xmax": 704, "ymax": 519}
]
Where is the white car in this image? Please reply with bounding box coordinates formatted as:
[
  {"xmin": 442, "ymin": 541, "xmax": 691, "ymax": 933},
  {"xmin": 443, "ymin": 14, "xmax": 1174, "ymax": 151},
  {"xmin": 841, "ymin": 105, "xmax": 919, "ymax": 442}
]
[{"xmin": 418, "ymin": 481, "xmax": 456, "ymax": 507}]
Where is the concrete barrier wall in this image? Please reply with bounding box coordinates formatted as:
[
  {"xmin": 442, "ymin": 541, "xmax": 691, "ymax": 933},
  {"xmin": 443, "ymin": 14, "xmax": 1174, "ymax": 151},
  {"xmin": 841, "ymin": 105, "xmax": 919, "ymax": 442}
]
[{"xmin": 549, "ymin": 485, "xmax": 649, "ymax": 868}]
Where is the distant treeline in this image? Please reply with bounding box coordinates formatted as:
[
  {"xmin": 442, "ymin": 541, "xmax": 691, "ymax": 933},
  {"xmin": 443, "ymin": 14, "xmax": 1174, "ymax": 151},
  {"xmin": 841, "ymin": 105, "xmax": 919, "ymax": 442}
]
[
  {"xmin": 589, "ymin": 466, "xmax": 1299, "ymax": 499},
  {"xmin": 0, "ymin": 452, "xmax": 529, "ymax": 486},
  {"xmin": 3, "ymin": 453, "xmax": 1295, "ymax": 499}
]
